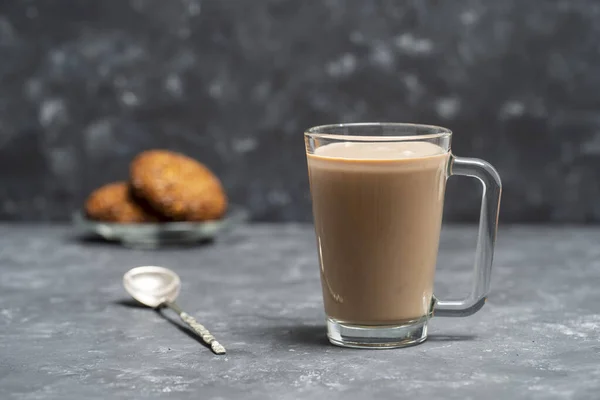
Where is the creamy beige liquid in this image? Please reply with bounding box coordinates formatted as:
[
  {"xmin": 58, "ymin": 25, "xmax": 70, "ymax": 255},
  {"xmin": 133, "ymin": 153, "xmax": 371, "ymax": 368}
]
[{"xmin": 307, "ymin": 142, "xmax": 449, "ymax": 325}]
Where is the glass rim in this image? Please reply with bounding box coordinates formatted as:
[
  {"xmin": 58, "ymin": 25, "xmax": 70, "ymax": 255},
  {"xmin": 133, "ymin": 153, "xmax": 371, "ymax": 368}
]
[{"xmin": 304, "ymin": 122, "xmax": 452, "ymax": 141}]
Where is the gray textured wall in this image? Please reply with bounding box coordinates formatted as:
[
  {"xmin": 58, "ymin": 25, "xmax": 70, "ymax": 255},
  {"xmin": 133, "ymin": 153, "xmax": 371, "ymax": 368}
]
[{"xmin": 0, "ymin": 0, "xmax": 599, "ymax": 223}]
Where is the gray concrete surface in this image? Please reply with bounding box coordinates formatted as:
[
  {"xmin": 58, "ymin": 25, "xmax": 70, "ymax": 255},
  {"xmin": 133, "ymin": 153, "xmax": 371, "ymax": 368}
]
[{"xmin": 1, "ymin": 224, "xmax": 599, "ymax": 399}]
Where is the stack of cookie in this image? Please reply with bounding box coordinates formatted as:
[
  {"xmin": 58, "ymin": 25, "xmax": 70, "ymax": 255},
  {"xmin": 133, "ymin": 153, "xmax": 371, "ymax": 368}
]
[{"xmin": 85, "ymin": 150, "xmax": 228, "ymax": 223}]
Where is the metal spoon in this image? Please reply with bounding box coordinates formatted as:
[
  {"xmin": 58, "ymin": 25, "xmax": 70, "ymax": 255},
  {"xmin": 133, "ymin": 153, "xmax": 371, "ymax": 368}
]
[{"xmin": 123, "ymin": 266, "xmax": 226, "ymax": 355}]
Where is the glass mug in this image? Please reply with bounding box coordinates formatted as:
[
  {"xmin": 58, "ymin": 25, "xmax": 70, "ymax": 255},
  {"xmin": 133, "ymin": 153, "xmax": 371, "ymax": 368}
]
[{"xmin": 304, "ymin": 123, "xmax": 502, "ymax": 348}]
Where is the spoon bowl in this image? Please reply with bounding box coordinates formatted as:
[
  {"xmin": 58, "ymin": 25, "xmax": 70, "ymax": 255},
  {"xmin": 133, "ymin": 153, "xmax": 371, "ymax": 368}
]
[{"xmin": 123, "ymin": 266, "xmax": 181, "ymax": 308}]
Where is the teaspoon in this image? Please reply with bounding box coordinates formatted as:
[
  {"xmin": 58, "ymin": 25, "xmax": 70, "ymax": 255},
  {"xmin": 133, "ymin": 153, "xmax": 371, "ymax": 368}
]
[{"xmin": 123, "ymin": 266, "xmax": 226, "ymax": 355}]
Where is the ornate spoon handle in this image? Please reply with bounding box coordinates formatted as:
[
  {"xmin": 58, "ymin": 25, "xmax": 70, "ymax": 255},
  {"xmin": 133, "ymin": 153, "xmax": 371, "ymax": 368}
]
[{"xmin": 165, "ymin": 302, "xmax": 226, "ymax": 355}]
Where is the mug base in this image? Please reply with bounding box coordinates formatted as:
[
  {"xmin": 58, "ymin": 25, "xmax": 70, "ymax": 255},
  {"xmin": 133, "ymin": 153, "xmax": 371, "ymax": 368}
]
[{"xmin": 327, "ymin": 317, "xmax": 428, "ymax": 349}]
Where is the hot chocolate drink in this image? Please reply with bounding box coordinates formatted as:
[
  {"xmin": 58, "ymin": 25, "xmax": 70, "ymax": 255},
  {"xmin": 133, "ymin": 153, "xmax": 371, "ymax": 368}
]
[{"xmin": 307, "ymin": 141, "xmax": 449, "ymax": 325}]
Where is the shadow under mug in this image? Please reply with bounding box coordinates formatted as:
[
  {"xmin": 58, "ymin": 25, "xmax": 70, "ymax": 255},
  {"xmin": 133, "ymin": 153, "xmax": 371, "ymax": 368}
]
[{"xmin": 304, "ymin": 123, "xmax": 502, "ymax": 349}]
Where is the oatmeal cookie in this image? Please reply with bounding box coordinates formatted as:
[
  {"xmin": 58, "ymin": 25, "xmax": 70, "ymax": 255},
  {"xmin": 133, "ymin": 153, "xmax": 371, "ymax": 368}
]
[
  {"xmin": 85, "ymin": 182, "xmax": 163, "ymax": 223},
  {"xmin": 130, "ymin": 150, "xmax": 227, "ymax": 221}
]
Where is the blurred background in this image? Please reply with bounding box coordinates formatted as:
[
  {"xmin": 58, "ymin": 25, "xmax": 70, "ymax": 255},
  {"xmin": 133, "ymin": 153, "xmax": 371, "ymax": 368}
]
[{"xmin": 0, "ymin": 0, "xmax": 598, "ymax": 223}]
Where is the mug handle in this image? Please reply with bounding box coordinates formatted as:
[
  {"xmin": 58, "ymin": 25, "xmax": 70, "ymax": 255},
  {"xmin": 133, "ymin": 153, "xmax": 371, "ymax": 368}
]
[{"xmin": 434, "ymin": 155, "xmax": 502, "ymax": 317}]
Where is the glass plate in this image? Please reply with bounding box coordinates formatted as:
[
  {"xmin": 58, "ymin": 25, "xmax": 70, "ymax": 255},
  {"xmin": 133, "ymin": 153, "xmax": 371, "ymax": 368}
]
[{"xmin": 72, "ymin": 205, "xmax": 248, "ymax": 248}]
